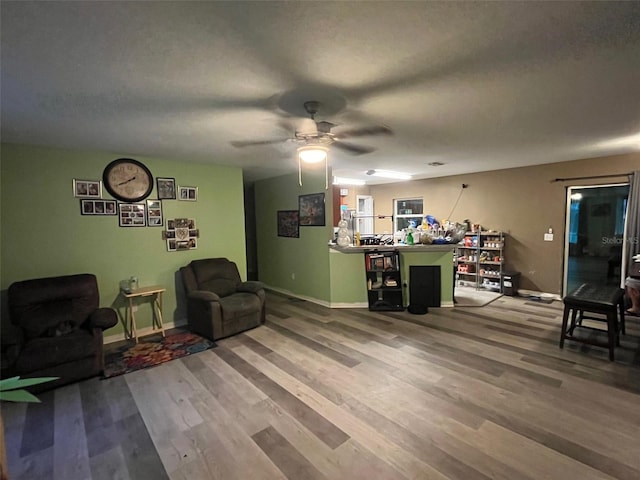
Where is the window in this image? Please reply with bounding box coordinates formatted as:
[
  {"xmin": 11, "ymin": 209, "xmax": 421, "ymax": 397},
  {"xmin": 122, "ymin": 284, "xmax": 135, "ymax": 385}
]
[{"xmin": 393, "ymin": 198, "xmax": 423, "ymax": 232}]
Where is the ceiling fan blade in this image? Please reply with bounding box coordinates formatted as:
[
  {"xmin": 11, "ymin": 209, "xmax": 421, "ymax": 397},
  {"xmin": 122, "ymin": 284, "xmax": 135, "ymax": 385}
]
[
  {"xmin": 332, "ymin": 141, "xmax": 376, "ymax": 155},
  {"xmin": 230, "ymin": 138, "xmax": 290, "ymax": 147},
  {"xmin": 334, "ymin": 125, "xmax": 393, "ymax": 139}
]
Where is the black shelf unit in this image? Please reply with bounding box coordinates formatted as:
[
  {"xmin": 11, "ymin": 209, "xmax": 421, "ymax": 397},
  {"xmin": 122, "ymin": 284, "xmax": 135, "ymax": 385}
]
[{"xmin": 364, "ymin": 250, "xmax": 403, "ymax": 311}]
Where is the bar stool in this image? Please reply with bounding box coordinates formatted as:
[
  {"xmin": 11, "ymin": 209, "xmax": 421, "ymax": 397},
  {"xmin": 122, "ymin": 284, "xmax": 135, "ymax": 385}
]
[{"xmin": 559, "ymin": 283, "xmax": 625, "ymax": 361}]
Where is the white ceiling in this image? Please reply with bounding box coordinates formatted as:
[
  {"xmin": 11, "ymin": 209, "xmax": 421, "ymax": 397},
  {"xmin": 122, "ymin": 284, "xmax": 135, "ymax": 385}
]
[{"xmin": 2, "ymin": 1, "xmax": 639, "ymax": 184}]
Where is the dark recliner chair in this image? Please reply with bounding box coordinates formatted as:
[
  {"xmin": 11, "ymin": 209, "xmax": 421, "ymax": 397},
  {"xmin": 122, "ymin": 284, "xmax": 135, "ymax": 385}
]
[
  {"xmin": 6, "ymin": 273, "xmax": 117, "ymax": 391},
  {"xmin": 180, "ymin": 258, "xmax": 265, "ymax": 341}
]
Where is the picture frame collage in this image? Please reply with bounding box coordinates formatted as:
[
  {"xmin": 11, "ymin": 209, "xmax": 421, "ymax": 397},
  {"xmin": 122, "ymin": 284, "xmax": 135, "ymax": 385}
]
[
  {"xmin": 118, "ymin": 203, "xmax": 146, "ymax": 227},
  {"xmin": 81, "ymin": 199, "xmax": 117, "ymax": 216},
  {"xmin": 74, "ymin": 175, "xmax": 200, "ymax": 248},
  {"xmin": 277, "ymin": 192, "xmax": 325, "ymax": 238},
  {"xmin": 163, "ymin": 218, "xmax": 198, "ymax": 251}
]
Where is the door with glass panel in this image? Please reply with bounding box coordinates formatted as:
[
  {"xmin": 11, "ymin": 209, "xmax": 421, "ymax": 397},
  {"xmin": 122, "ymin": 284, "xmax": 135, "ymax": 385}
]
[
  {"xmin": 564, "ymin": 183, "xmax": 629, "ymax": 295},
  {"xmin": 356, "ymin": 195, "xmax": 374, "ymax": 235}
]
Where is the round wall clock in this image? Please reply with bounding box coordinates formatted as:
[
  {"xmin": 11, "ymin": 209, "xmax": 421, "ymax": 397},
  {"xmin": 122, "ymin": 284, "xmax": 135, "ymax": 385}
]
[{"xmin": 103, "ymin": 158, "xmax": 153, "ymax": 202}]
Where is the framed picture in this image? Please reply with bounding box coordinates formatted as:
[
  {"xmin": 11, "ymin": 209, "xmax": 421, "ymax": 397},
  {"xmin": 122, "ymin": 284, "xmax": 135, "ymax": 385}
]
[
  {"xmin": 299, "ymin": 192, "xmax": 325, "ymax": 226},
  {"xmin": 179, "ymin": 186, "xmax": 198, "ymax": 201},
  {"xmin": 146, "ymin": 199, "xmax": 163, "ymax": 226},
  {"xmin": 277, "ymin": 210, "xmax": 299, "ymax": 238},
  {"xmin": 156, "ymin": 177, "xmax": 176, "ymax": 200},
  {"xmin": 118, "ymin": 203, "xmax": 146, "ymax": 227},
  {"xmin": 164, "ymin": 218, "xmax": 198, "ymax": 251},
  {"xmin": 73, "ymin": 179, "xmax": 102, "ymax": 198},
  {"xmin": 80, "ymin": 199, "xmax": 117, "ymax": 215}
]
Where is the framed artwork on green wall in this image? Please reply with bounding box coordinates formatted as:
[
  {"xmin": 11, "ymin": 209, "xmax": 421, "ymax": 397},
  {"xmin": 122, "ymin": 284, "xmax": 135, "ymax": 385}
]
[
  {"xmin": 146, "ymin": 199, "xmax": 163, "ymax": 226},
  {"xmin": 156, "ymin": 177, "xmax": 176, "ymax": 199},
  {"xmin": 73, "ymin": 179, "xmax": 102, "ymax": 198},
  {"xmin": 299, "ymin": 192, "xmax": 325, "ymax": 226},
  {"xmin": 118, "ymin": 203, "xmax": 146, "ymax": 227},
  {"xmin": 80, "ymin": 199, "xmax": 116, "ymax": 215},
  {"xmin": 179, "ymin": 186, "xmax": 198, "ymax": 201},
  {"xmin": 277, "ymin": 210, "xmax": 299, "ymax": 238}
]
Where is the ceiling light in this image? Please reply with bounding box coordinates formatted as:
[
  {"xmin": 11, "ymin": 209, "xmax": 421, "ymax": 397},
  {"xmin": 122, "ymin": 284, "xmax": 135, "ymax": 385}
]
[
  {"xmin": 333, "ymin": 176, "xmax": 366, "ymax": 186},
  {"xmin": 297, "ymin": 145, "xmax": 328, "ymax": 164},
  {"xmin": 570, "ymin": 193, "xmax": 583, "ymax": 200},
  {"xmin": 365, "ymin": 169, "xmax": 412, "ymax": 180},
  {"xmin": 298, "ymin": 145, "xmax": 329, "ymax": 189}
]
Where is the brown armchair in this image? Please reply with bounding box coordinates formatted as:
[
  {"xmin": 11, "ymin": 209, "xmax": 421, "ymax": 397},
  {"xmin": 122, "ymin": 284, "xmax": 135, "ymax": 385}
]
[
  {"xmin": 180, "ymin": 258, "xmax": 265, "ymax": 341},
  {"xmin": 5, "ymin": 273, "xmax": 117, "ymax": 391}
]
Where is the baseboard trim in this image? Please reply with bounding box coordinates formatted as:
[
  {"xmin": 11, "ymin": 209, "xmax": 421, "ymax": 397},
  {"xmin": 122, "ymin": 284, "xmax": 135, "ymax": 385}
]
[
  {"xmin": 329, "ymin": 301, "xmax": 370, "ymax": 309},
  {"xmin": 265, "ymin": 286, "xmax": 454, "ymax": 309},
  {"xmin": 103, "ymin": 319, "xmax": 188, "ymax": 344},
  {"xmin": 266, "ymin": 286, "xmax": 368, "ymax": 309}
]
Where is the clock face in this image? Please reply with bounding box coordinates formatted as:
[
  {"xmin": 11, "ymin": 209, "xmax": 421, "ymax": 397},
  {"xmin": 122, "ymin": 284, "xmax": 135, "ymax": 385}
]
[{"xmin": 103, "ymin": 158, "xmax": 153, "ymax": 202}]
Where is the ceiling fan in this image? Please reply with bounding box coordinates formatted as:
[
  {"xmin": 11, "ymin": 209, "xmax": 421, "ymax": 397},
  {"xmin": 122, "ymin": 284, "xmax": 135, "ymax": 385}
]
[{"xmin": 230, "ymin": 100, "xmax": 392, "ymax": 155}]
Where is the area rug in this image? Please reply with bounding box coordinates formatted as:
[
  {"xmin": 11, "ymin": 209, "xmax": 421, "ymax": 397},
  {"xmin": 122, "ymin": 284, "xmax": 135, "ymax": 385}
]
[
  {"xmin": 454, "ymin": 286, "xmax": 503, "ymax": 307},
  {"xmin": 103, "ymin": 331, "xmax": 215, "ymax": 378}
]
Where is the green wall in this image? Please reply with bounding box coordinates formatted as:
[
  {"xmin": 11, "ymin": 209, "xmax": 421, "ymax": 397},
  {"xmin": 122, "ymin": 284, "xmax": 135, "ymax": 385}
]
[
  {"xmin": 1, "ymin": 143, "xmax": 247, "ymax": 339},
  {"xmin": 255, "ymin": 170, "xmax": 334, "ymax": 304}
]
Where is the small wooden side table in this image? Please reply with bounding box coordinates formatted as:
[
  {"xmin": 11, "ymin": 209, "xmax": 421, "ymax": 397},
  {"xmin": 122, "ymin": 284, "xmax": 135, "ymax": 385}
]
[{"xmin": 122, "ymin": 285, "xmax": 166, "ymax": 343}]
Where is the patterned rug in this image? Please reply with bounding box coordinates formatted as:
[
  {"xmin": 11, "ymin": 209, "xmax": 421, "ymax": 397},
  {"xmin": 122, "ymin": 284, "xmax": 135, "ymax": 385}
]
[{"xmin": 103, "ymin": 331, "xmax": 216, "ymax": 378}]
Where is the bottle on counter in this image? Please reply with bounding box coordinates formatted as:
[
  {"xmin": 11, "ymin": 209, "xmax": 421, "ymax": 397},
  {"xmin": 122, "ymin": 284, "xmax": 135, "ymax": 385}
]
[{"xmin": 406, "ymin": 230, "xmax": 414, "ymax": 245}]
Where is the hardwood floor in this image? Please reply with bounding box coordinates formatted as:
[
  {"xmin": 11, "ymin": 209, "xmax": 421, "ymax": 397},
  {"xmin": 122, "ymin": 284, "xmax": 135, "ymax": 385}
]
[{"xmin": 3, "ymin": 292, "xmax": 640, "ymax": 479}]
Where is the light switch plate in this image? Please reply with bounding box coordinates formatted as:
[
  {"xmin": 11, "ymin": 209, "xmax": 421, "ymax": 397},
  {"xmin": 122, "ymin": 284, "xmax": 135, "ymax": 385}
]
[{"xmin": 544, "ymin": 233, "xmax": 554, "ymax": 241}]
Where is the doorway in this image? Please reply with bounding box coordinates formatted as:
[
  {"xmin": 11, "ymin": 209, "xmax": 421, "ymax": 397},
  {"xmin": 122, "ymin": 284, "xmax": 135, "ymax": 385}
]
[
  {"xmin": 563, "ymin": 183, "xmax": 630, "ymax": 294},
  {"xmin": 356, "ymin": 195, "xmax": 374, "ymax": 235}
]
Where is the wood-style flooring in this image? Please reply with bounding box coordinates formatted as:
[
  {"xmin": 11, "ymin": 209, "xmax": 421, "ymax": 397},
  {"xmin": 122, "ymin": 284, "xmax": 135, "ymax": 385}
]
[{"xmin": 3, "ymin": 292, "xmax": 640, "ymax": 479}]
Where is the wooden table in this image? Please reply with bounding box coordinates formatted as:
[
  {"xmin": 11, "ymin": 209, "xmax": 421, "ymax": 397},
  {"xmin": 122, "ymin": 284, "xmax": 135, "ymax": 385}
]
[{"xmin": 122, "ymin": 285, "xmax": 166, "ymax": 343}]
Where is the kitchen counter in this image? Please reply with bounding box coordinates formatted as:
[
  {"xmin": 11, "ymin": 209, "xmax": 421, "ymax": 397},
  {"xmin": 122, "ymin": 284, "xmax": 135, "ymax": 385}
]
[
  {"xmin": 328, "ymin": 244, "xmax": 455, "ymax": 307},
  {"xmin": 329, "ymin": 243, "xmax": 456, "ymax": 253}
]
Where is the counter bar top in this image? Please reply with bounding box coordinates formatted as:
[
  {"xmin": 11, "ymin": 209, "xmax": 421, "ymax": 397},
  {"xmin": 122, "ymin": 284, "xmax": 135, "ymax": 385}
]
[{"xmin": 330, "ymin": 244, "xmax": 456, "ymax": 254}]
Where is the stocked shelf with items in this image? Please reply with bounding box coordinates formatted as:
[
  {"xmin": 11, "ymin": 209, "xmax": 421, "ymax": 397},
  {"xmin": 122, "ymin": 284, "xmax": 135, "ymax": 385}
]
[
  {"xmin": 455, "ymin": 231, "xmax": 505, "ymax": 292},
  {"xmin": 364, "ymin": 250, "xmax": 403, "ymax": 311}
]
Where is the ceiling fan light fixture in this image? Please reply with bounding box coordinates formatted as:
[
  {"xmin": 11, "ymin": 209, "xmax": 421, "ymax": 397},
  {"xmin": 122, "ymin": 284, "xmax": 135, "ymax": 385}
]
[
  {"xmin": 297, "ymin": 145, "xmax": 329, "ymax": 164},
  {"xmin": 298, "ymin": 145, "xmax": 329, "ymax": 189},
  {"xmin": 365, "ymin": 169, "xmax": 412, "ymax": 180}
]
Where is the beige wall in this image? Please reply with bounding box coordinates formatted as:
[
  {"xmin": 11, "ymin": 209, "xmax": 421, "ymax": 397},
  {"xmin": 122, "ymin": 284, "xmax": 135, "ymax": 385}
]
[
  {"xmin": 336, "ymin": 185, "xmax": 372, "ymax": 213},
  {"xmin": 369, "ymin": 153, "xmax": 639, "ymax": 295}
]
